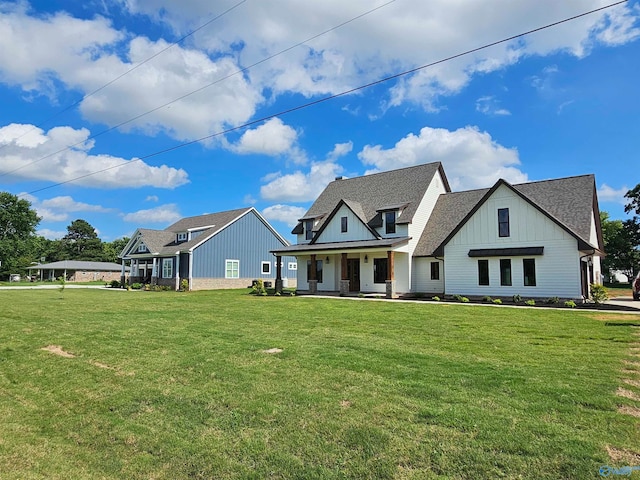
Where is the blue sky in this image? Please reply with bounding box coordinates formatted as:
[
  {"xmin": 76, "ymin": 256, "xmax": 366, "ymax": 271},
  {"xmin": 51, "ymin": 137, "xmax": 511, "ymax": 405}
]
[{"xmin": 0, "ymin": 0, "xmax": 638, "ymax": 243}]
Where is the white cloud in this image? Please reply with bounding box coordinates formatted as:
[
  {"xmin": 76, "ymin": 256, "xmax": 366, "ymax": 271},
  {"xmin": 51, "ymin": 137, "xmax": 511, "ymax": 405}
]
[
  {"xmin": 327, "ymin": 141, "xmax": 353, "ymax": 161},
  {"xmin": 145, "ymin": 195, "xmax": 159, "ymax": 202},
  {"xmin": 358, "ymin": 126, "xmax": 527, "ymax": 191},
  {"xmin": 260, "ymin": 161, "xmax": 344, "ymax": 202},
  {"xmin": 36, "ymin": 228, "xmax": 67, "ymax": 240},
  {"xmin": 475, "ymin": 96, "xmax": 511, "ymax": 116},
  {"xmin": 229, "ymin": 118, "xmax": 298, "ymax": 156},
  {"xmin": 261, "ymin": 204, "xmax": 307, "ymax": 227},
  {"xmin": 19, "ymin": 193, "xmax": 111, "ymax": 222},
  {"xmin": 122, "ymin": 203, "xmax": 182, "ymax": 223},
  {"xmin": 0, "ymin": 123, "xmax": 189, "ymax": 188},
  {"xmin": 598, "ymin": 184, "xmax": 628, "ymax": 204}
]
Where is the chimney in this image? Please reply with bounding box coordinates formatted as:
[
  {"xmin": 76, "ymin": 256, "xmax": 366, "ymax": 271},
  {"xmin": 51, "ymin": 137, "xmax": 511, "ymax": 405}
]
[{"xmin": 335, "ymin": 176, "xmax": 343, "ymax": 181}]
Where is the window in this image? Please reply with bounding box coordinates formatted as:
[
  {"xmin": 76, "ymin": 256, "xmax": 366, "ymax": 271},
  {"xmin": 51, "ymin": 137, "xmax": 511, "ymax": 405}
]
[
  {"xmin": 500, "ymin": 259, "xmax": 512, "ymax": 286},
  {"xmin": 225, "ymin": 259, "xmax": 239, "ymax": 279},
  {"xmin": 374, "ymin": 258, "xmax": 388, "ymax": 283},
  {"xmin": 261, "ymin": 261, "xmax": 271, "ymax": 275},
  {"xmin": 162, "ymin": 258, "xmax": 173, "ymax": 278},
  {"xmin": 523, "ymin": 259, "xmax": 536, "ymax": 286},
  {"xmin": 341, "ymin": 216, "xmax": 348, "ymax": 233},
  {"xmin": 306, "ymin": 259, "xmax": 323, "ymax": 283},
  {"xmin": 137, "ymin": 244, "xmax": 147, "ymax": 253},
  {"xmin": 478, "ymin": 260, "xmax": 489, "ymax": 286},
  {"xmin": 288, "ymin": 262, "xmax": 297, "ymax": 270},
  {"xmin": 305, "ymin": 220, "xmax": 314, "ymax": 241},
  {"xmin": 177, "ymin": 232, "xmax": 187, "ymax": 242},
  {"xmin": 385, "ymin": 211, "xmax": 396, "ymax": 234},
  {"xmin": 498, "ymin": 208, "xmax": 510, "ymax": 237},
  {"xmin": 430, "ymin": 261, "xmax": 440, "ymax": 280}
]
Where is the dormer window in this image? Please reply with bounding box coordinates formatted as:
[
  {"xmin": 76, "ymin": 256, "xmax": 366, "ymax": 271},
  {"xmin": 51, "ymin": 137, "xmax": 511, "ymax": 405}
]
[
  {"xmin": 385, "ymin": 211, "xmax": 396, "ymax": 234},
  {"xmin": 305, "ymin": 220, "xmax": 314, "ymax": 241},
  {"xmin": 137, "ymin": 244, "xmax": 147, "ymax": 253},
  {"xmin": 177, "ymin": 232, "xmax": 188, "ymax": 243}
]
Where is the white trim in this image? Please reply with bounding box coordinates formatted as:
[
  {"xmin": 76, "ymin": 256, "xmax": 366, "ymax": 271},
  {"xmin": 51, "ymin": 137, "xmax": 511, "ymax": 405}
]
[
  {"xmin": 225, "ymin": 259, "xmax": 240, "ymax": 279},
  {"xmin": 288, "ymin": 262, "xmax": 297, "ymax": 270},
  {"xmin": 261, "ymin": 261, "xmax": 271, "ymax": 275},
  {"xmin": 162, "ymin": 258, "xmax": 173, "ymax": 278}
]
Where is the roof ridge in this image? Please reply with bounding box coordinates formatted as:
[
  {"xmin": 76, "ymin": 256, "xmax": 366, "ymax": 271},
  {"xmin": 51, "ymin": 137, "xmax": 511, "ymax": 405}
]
[
  {"xmin": 331, "ymin": 162, "xmax": 442, "ymax": 183},
  {"xmin": 513, "ymin": 174, "xmax": 594, "ymax": 187}
]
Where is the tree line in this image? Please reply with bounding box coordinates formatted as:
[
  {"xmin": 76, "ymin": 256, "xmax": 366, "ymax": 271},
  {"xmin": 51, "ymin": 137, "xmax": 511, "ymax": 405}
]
[{"xmin": 0, "ymin": 192, "xmax": 129, "ymax": 280}]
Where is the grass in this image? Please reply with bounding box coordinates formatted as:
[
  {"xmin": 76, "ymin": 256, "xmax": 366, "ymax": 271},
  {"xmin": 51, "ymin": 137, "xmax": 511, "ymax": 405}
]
[
  {"xmin": 1, "ymin": 289, "xmax": 638, "ymax": 479},
  {"xmin": 604, "ymin": 282, "xmax": 633, "ymax": 298}
]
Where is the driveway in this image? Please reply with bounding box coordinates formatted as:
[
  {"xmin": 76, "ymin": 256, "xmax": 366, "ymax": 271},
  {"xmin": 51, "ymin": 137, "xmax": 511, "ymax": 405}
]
[{"xmin": 605, "ymin": 296, "xmax": 640, "ymax": 312}]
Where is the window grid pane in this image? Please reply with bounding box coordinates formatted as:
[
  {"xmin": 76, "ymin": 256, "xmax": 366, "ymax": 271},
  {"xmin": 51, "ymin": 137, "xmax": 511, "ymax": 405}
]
[
  {"xmin": 500, "ymin": 259, "xmax": 512, "ymax": 286},
  {"xmin": 478, "ymin": 260, "xmax": 489, "ymax": 286},
  {"xmin": 430, "ymin": 261, "xmax": 439, "ymax": 280},
  {"xmin": 385, "ymin": 211, "xmax": 396, "ymax": 234},
  {"xmin": 523, "ymin": 259, "xmax": 536, "ymax": 286},
  {"xmin": 498, "ymin": 208, "xmax": 510, "ymax": 237}
]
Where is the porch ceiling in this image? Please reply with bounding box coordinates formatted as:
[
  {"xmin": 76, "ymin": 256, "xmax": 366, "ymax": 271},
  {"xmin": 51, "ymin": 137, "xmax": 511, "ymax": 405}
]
[{"xmin": 272, "ymin": 237, "xmax": 410, "ymax": 255}]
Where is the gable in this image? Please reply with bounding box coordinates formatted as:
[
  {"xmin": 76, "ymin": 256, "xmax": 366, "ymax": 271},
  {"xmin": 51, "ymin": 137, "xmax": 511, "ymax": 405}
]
[{"xmin": 312, "ymin": 202, "xmax": 378, "ymax": 244}]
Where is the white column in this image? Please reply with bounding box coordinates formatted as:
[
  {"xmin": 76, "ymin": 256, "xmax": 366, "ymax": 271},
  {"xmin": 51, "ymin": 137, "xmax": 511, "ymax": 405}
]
[{"xmin": 175, "ymin": 254, "xmax": 180, "ymax": 290}]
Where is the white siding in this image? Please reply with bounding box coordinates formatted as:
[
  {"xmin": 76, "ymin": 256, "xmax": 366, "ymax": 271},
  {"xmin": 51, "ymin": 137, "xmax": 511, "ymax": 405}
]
[
  {"xmin": 413, "ymin": 257, "xmax": 444, "ymax": 293},
  {"xmin": 314, "ymin": 205, "xmax": 377, "ymax": 243},
  {"xmin": 444, "ymin": 185, "xmax": 583, "ymax": 299}
]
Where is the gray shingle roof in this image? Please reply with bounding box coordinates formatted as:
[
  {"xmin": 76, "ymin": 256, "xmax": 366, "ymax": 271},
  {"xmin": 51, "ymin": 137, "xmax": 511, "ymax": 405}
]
[
  {"xmin": 294, "ymin": 162, "xmax": 448, "ymax": 234},
  {"xmin": 166, "ymin": 207, "xmax": 252, "ymax": 233},
  {"xmin": 272, "ymin": 237, "xmax": 411, "ymax": 254},
  {"xmin": 28, "ymin": 261, "xmax": 127, "ymax": 271},
  {"xmin": 414, "ymin": 174, "xmax": 602, "ymax": 257}
]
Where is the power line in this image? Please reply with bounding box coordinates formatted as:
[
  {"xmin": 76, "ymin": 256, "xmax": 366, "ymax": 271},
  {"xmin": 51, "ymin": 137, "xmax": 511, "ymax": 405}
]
[
  {"xmin": 0, "ymin": 0, "xmax": 248, "ymax": 153},
  {"xmin": 24, "ymin": 0, "xmax": 628, "ymax": 195},
  {"xmin": 1, "ymin": 0, "xmax": 396, "ymax": 178}
]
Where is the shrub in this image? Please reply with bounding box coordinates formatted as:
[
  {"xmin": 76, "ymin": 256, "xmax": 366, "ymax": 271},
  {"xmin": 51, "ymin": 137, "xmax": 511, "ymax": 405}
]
[
  {"xmin": 431, "ymin": 296, "xmax": 441, "ymax": 302},
  {"xmin": 452, "ymin": 294, "xmax": 463, "ymax": 302},
  {"xmin": 482, "ymin": 295, "xmax": 492, "ymax": 302},
  {"xmin": 545, "ymin": 297, "xmax": 560, "ymax": 305},
  {"xmin": 251, "ymin": 279, "xmax": 266, "ymax": 296},
  {"xmin": 492, "ymin": 298, "xmax": 502, "ymax": 305},
  {"xmin": 590, "ymin": 283, "xmax": 609, "ymax": 305},
  {"xmin": 274, "ymin": 292, "xmax": 281, "ymax": 296},
  {"xmin": 524, "ymin": 299, "xmax": 536, "ymax": 306},
  {"xmin": 461, "ymin": 297, "xmax": 469, "ymax": 303},
  {"xmin": 180, "ymin": 279, "xmax": 189, "ymax": 292},
  {"xmin": 131, "ymin": 283, "xmax": 143, "ymax": 290},
  {"xmin": 564, "ymin": 300, "xmax": 577, "ymax": 308},
  {"xmin": 512, "ymin": 294, "xmax": 522, "ymax": 303},
  {"xmin": 110, "ymin": 280, "xmax": 120, "ymax": 288}
]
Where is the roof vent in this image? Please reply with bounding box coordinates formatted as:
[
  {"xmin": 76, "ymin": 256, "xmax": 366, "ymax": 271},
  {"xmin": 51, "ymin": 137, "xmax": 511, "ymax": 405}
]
[{"xmin": 335, "ymin": 176, "xmax": 343, "ymax": 180}]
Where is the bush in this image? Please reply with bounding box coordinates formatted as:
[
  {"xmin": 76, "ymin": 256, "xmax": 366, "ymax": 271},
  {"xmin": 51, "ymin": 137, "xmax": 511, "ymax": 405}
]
[
  {"xmin": 131, "ymin": 283, "xmax": 143, "ymax": 290},
  {"xmin": 452, "ymin": 294, "xmax": 469, "ymax": 303},
  {"xmin": 564, "ymin": 300, "xmax": 576, "ymax": 308},
  {"xmin": 545, "ymin": 297, "xmax": 560, "ymax": 305},
  {"xmin": 431, "ymin": 296, "xmax": 441, "ymax": 302},
  {"xmin": 524, "ymin": 299, "xmax": 536, "ymax": 306},
  {"xmin": 180, "ymin": 279, "xmax": 189, "ymax": 292},
  {"xmin": 590, "ymin": 283, "xmax": 609, "ymax": 305},
  {"xmin": 492, "ymin": 298, "xmax": 502, "ymax": 305},
  {"xmin": 512, "ymin": 294, "xmax": 522, "ymax": 303},
  {"xmin": 110, "ymin": 280, "xmax": 120, "ymax": 288},
  {"xmin": 482, "ymin": 295, "xmax": 492, "ymax": 302},
  {"xmin": 251, "ymin": 279, "xmax": 266, "ymax": 296}
]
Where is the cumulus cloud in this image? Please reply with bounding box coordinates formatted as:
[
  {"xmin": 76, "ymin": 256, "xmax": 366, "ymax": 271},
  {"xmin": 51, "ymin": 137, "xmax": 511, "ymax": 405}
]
[
  {"xmin": 327, "ymin": 141, "xmax": 353, "ymax": 161},
  {"xmin": 229, "ymin": 118, "xmax": 298, "ymax": 156},
  {"xmin": 476, "ymin": 96, "xmax": 511, "ymax": 116},
  {"xmin": 122, "ymin": 203, "xmax": 182, "ymax": 223},
  {"xmin": 260, "ymin": 161, "xmax": 344, "ymax": 202},
  {"xmin": 0, "ymin": 123, "xmax": 189, "ymax": 188},
  {"xmin": 262, "ymin": 204, "xmax": 307, "ymax": 227},
  {"xmin": 19, "ymin": 193, "xmax": 111, "ymax": 223},
  {"xmin": 358, "ymin": 126, "xmax": 527, "ymax": 191},
  {"xmin": 598, "ymin": 184, "xmax": 629, "ymax": 205},
  {"xmin": 36, "ymin": 228, "xmax": 67, "ymax": 240}
]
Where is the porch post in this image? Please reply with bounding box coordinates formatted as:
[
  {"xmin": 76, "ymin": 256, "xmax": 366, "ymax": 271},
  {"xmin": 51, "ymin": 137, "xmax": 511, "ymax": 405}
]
[
  {"xmin": 309, "ymin": 254, "xmax": 318, "ymax": 294},
  {"xmin": 152, "ymin": 257, "xmax": 158, "ymax": 285},
  {"xmin": 275, "ymin": 255, "xmax": 283, "ymax": 294},
  {"xmin": 386, "ymin": 250, "xmax": 396, "ymax": 298},
  {"xmin": 120, "ymin": 261, "xmax": 126, "ymax": 286},
  {"xmin": 175, "ymin": 254, "xmax": 180, "ymax": 291},
  {"xmin": 339, "ymin": 252, "xmax": 349, "ymax": 295}
]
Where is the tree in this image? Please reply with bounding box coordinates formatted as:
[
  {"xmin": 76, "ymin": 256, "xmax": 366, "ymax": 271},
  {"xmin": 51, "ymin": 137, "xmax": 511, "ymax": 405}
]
[
  {"xmin": 102, "ymin": 237, "xmax": 130, "ymax": 263},
  {"xmin": 61, "ymin": 219, "xmax": 104, "ymax": 261},
  {"xmin": 600, "ymin": 211, "xmax": 639, "ymax": 281},
  {"xmin": 0, "ymin": 192, "xmax": 41, "ymax": 278}
]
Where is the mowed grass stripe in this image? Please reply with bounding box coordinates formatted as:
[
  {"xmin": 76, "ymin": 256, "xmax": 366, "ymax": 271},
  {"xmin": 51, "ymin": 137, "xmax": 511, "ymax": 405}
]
[{"xmin": 0, "ymin": 289, "xmax": 637, "ymax": 479}]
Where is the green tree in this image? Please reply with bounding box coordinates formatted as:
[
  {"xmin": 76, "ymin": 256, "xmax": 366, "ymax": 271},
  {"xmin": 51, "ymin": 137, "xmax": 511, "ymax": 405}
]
[
  {"xmin": 600, "ymin": 211, "xmax": 639, "ymax": 281},
  {"xmin": 0, "ymin": 192, "xmax": 41, "ymax": 278},
  {"xmin": 61, "ymin": 219, "xmax": 104, "ymax": 261},
  {"xmin": 623, "ymin": 184, "xmax": 640, "ymax": 276},
  {"xmin": 102, "ymin": 237, "xmax": 130, "ymax": 263}
]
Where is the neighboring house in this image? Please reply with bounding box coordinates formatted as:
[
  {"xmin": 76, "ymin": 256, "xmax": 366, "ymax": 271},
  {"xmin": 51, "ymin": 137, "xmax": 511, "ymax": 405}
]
[
  {"xmin": 120, "ymin": 207, "xmax": 297, "ymax": 291},
  {"xmin": 27, "ymin": 260, "xmax": 128, "ymax": 282},
  {"xmin": 272, "ymin": 163, "xmax": 604, "ymax": 300}
]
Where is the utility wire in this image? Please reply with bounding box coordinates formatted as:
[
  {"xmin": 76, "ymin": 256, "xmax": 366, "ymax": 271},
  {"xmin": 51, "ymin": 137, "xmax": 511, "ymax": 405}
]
[
  {"xmin": 0, "ymin": 0, "xmax": 248, "ymax": 152},
  {"xmin": 25, "ymin": 0, "xmax": 628, "ymax": 195},
  {"xmin": 1, "ymin": 0, "xmax": 396, "ymax": 178}
]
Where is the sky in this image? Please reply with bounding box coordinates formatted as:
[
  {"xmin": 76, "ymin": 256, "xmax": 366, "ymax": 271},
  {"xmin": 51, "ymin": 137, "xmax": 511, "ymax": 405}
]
[{"xmin": 0, "ymin": 0, "xmax": 639, "ymax": 245}]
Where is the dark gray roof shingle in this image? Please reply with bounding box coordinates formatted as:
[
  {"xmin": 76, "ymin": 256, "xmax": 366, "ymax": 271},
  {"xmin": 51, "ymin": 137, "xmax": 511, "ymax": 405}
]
[{"xmin": 296, "ymin": 162, "xmax": 448, "ymax": 233}]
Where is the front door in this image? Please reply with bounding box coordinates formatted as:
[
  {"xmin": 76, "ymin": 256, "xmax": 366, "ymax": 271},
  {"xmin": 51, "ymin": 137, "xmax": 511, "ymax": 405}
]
[{"xmin": 347, "ymin": 259, "xmax": 360, "ymax": 292}]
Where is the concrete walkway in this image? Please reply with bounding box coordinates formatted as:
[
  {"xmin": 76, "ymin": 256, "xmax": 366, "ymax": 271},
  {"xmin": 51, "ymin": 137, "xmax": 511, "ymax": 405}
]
[
  {"xmin": 605, "ymin": 296, "xmax": 640, "ymax": 311},
  {"xmin": 0, "ymin": 285, "xmax": 120, "ymax": 290}
]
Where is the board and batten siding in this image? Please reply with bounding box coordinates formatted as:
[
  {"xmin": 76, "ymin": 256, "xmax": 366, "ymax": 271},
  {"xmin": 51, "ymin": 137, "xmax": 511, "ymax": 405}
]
[
  {"xmin": 444, "ymin": 184, "xmax": 583, "ymax": 299},
  {"xmin": 191, "ymin": 210, "xmax": 295, "ymax": 280},
  {"xmin": 313, "ymin": 204, "xmax": 377, "ymax": 243},
  {"xmin": 413, "ymin": 257, "xmax": 444, "ymax": 293}
]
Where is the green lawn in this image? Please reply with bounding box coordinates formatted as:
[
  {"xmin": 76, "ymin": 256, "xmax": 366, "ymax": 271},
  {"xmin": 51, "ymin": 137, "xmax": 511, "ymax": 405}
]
[{"xmin": 0, "ymin": 289, "xmax": 638, "ymax": 479}]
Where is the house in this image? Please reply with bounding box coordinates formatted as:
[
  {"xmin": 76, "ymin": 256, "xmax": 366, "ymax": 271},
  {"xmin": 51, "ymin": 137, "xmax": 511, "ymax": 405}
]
[
  {"xmin": 120, "ymin": 207, "xmax": 297, "ymax": 291},
  {"xmin": 271, "ymin": 163, "xmax": 604, "ymax": 300},
  {"xmin": 27, "ymin": 260, "xmax": 128, "ymax": 283}
]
